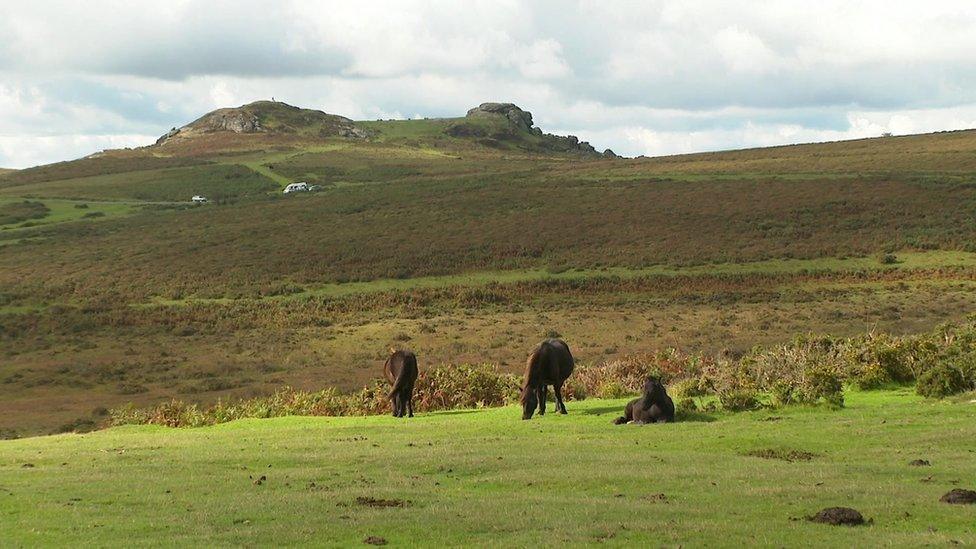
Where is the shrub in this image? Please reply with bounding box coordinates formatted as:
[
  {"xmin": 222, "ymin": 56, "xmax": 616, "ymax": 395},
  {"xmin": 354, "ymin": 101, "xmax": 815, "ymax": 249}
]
[
  {"xmin": 560, "ymin": 376, "xmax": 588, "ymax": 401},
  {"xmin": 670, "ymin": 377, "xmax": 708, "ymax": 398},
  {"xmin": 769, "ymin": 380, "xmax": 796, "ymax": 407},
  {"xmin": 916, "ymin": 365, "xmax": 967, "ymax": 399},
  {"xmin": 718, "ymin": 389, "xmax": 760, "ymax": 411},
  {"xmin": 595, "ymin": 379, "xmax": 629, "ymax": 399},
  {"xmin": 800, "ymin": 366, "xmax": 844, "ymax": 408},
  {"xmin": 413, "ymin": 364, "xmax": 521, "ymax": 410},
  {"xmin": 878, "ymin": 253, "xmax": 898, "ymax": 265},
  {"xmin": 851, "ymin": 361, "xmax": 890, "ymax": 390}
]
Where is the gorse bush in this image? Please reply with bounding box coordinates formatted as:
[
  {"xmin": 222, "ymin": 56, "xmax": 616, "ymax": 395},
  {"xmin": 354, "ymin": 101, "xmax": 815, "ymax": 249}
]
[
  {"xmin": 109, "ymin": 320, "xmax": 976, "ymax": 428},
  {"xmin": 111, "ymin": 364, "xmax": 521, "ymax": 428},
  {"xmin": 916, "ymin": 365, "xmax": 967, "ymax": 399},
  {"xmin": 412, "ymin": 364, "xmax": 521, "ymax": 410}
]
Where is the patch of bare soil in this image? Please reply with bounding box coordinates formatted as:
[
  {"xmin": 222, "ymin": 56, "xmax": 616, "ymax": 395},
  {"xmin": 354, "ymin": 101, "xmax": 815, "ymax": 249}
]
[
  {"xmin": 743, "ymin": 448, "xmax": 817, "ymax": 462},
  {"xmin": 807, "ymin": 507, "xmax": 866, "ymax": 526},
  {"xmin": 941, "ymin": 489, "xmax": 976, "ymax": 504},
  {"xmin": 908, "ymin": 459, "xmax": 931, "ymax": 466},
  {"xmin": 356, "ymin": 496, "xmax": 409, "ymax": 508},
  {"xmin": 363, "ymin": 535, "xmax": 388, "ymax": 545}
]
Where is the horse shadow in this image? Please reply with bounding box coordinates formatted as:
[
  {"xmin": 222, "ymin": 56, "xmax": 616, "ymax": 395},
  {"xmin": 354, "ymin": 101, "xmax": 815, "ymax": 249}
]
[
  {"xmin": 578, "ymin": 405, "xmax": 625, "ymax": 416},
  {"xmin": 430, "ymin": 409, "xmax": 483, "ymax": 417}
]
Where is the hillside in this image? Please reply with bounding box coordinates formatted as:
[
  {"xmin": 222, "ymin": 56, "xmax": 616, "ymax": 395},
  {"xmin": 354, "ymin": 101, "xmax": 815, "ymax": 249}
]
[
  {"xmin": 2, "ymin": 104, "xmax": 976, "ymax": 434},
  {"xmin": 1, "ymin": 391, "xmax": 975, "ymax": 545}
]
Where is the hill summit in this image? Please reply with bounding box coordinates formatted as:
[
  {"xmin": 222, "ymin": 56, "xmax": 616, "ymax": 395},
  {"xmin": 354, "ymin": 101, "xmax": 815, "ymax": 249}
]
[
  {"xmin": 149, "ymin": 99, "xmax": 614, "ymax": 157},
  {"xmin": 155, "ymin": 101, "xmax": 369, "ymax": 146}
]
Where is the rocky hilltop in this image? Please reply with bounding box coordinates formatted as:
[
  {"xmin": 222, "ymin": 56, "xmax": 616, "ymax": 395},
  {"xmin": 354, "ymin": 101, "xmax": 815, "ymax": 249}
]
[
  {"xmin": 451, "ymin": 102, "xmax": 616, "ymax": 158},
  {"xmin": 156, "ymin": 101, "xmax": 369, "ymax": 146},
  {"xmin": 151, "ymin": 100, "xmax": 615, "ymax": 158}
]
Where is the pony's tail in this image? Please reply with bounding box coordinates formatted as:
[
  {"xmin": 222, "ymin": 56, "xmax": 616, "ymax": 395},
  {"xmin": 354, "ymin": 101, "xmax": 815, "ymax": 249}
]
[{"xmin": 388, "ymin": 354, "xmax": 416, "ymax": 400}]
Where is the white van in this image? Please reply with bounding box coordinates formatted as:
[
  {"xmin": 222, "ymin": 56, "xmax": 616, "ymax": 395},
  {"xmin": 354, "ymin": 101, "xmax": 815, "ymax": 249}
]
[
  {"xmin": 283, "ymin": 182, "xmax": 309, "ymax": 194},
  {"xmin": 191, "ymin": 195, "xmax": 208, "ymax": 203}
]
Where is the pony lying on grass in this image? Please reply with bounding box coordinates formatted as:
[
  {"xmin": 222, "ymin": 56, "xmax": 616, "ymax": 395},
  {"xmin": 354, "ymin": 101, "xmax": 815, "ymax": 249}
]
[
  {"xmin": 384, "ymin": 349, "xmax": 418, "ymax": 418},
  {"xmin": 614, "ymin": 376, "xmax": 675, "ymax": 424},
  {"xmin": 521, "ymin": 338, "xmax": 575, "ymax": 420}
]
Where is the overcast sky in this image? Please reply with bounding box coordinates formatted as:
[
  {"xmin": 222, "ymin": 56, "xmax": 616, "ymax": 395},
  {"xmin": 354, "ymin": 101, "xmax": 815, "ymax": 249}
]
[{"xmin": 2, "ymin": 1, "xmax": 976, "ymax": 167}]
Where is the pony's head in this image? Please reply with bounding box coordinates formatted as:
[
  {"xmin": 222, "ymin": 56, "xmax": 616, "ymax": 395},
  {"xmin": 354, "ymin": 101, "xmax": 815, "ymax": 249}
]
[
  {"xmin": 520, "ymin": 385, "xmax": 538, "ymax": 420},
  {"xmin": 643, "ymin": 376, "xmax": 666, "ymax": 399}
]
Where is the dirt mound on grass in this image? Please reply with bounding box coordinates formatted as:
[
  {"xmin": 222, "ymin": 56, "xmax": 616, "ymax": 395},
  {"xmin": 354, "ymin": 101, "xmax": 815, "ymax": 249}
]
[
  {"xmin": 356, "ymin": 496, "xmax": 409, "ymax": 508},
  {"xmin": 807, "ymin": 507, "xmax": 866, "ymax": 526},
  {"xmin": 940, "ymin": 489, "xmax": 976, "ymax": 504},
  {"xmin": 743, "ymin": 448, "xmax": 817, "ymax": 462},
  {"xmin": 908, "ymin": 459, "xmax": 931, "ymax": 466}
]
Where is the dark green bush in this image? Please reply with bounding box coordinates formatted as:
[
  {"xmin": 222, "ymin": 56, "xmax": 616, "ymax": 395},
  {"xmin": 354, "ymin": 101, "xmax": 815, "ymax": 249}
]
[
  {"xmin": 671, "ymin": 377, "xmax": 709, "ymax": 398},
  {"xmin": 718, "ymin": 389, "xmax": 761, "ymax": 411},
  {"xmin": 916, "ymin": 365, "xmax": 967, "ymax": 398},
  {"xmin": 800, "ymin": 366, "xmax": 844, "ymax": 408}
]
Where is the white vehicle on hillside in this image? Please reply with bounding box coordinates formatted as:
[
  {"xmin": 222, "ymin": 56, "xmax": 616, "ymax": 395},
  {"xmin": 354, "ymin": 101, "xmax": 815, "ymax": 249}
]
[
  {"xmin": 283, "ymin": 182, "xmax": 309, "ymax": 194},
  {"xmin": 191, "ymin": 195, "xmax": 208, "ymax": 204}
]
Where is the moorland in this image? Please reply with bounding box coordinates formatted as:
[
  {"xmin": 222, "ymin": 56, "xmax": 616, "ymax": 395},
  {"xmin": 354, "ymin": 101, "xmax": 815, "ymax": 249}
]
[{"xmin": 3, "ymin": 100, "xmax": 976, "ymax": 435}]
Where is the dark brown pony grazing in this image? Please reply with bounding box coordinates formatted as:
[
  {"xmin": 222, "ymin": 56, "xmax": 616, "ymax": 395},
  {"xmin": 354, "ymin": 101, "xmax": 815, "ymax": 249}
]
[
  {"xmin": 521, "ymin": 338, "xmax": 575, "ymax": 420},
  {"xmin": 614, "ymin": 376, "xmax": 675, "ymax": 424},
  {"xmin": 384, "ymin": 349, "xmax": 418, "ymax": 418}
]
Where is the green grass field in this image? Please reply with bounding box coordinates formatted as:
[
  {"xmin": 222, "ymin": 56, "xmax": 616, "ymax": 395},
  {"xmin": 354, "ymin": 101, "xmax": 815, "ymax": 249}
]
[{"xmin": 1, "ymin": 389, "xmax": 973, "ymax": 546}]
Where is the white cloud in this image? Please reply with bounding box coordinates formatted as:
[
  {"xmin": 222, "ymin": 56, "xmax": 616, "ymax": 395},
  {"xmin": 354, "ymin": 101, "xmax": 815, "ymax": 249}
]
[
  {"xmin": 3, "ymin": 1, "xmax": 976, "ymax": 167},
  {"xmin": 712, "ymin": 26, "xmax": 782, "ymax": 75}
]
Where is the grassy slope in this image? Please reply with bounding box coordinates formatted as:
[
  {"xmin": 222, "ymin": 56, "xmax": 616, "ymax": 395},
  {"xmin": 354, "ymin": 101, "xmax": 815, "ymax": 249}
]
[
  {"xmin": 0, "ymin": 164, "xmax": 277, "ymax": 201},
  {"xmin": 1, "ymin": 390, "xmax": 974, "ymax": 546},
  {"xmin": 0, "ymin": 197, "xmax": 138, "ymax": 231},
  {"xmin": 140, "ymin": 250, "xmax": 976, "ymax": 305},
  {"xmin": 3, "ymin": 174, "xmax": 974, "ymax": 302},
  {"xmin": 605, "ymin": 129, "xmax": 976, "ymax": 175}
]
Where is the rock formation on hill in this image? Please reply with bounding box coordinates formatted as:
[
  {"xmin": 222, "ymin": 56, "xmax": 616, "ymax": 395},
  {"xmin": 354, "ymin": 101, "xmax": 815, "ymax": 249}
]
[
  {"xmin": 155, "ymin": 101, "xmax": 369, "ymax": 146},
  {"xmin": 448, "ymin": 102, "xmax": 607, "ymax": 157},
  {"xmin": 466, "ymin": 102, "xmax": 537, "ymax": 132}
]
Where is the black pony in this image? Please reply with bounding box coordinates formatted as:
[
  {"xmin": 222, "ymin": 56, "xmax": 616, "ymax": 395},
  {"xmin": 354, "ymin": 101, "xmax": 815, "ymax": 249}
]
[
  {"xmin": 614, "ymin": 377, "xmax": 675, "ymax": 424},
  {"xmin": 384, "ymin": 349, "xmax": 418, "ymax": 418},
  {"xmin": 521, "ymin": 338, "xmax": 575, "ymax": 420}
]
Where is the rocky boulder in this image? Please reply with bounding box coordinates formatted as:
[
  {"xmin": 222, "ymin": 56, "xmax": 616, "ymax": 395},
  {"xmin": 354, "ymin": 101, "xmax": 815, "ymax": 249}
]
[
  {"xmin": 466, "ymin": 103, "xmax": 535, "ymax": 131},
  {"xmin": 454, "ymin": 102, "xmax": 609, "ymax": 158},
  {"xmin": 201, "ymin": 110, "xmax": 263, "ymax": 133}
]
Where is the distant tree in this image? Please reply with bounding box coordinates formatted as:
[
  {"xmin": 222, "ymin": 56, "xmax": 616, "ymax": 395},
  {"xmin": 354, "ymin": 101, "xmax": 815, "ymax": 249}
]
[{"xmin": 881, "ymin": 132, "xmax": 893, "ymax": 138}]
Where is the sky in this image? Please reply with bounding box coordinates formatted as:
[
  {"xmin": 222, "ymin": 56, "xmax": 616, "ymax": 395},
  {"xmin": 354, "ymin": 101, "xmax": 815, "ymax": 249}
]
[{"xmin": 3, "ymin": 0, "xmax": 976, "ymax": 168}]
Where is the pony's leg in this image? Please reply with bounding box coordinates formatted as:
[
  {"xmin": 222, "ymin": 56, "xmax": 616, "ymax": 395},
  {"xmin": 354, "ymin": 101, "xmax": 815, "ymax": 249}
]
[
  {"xmin": 554, "ymin": 383, "xmax": 567, "ymax": 414},
  {"xmin": 393, "ymin": 393, "xmax": 403, "ymax": 418},
  {"xmin": 538, "ymin": 386, "xmax": 547, "ymax": 416},
  {"xmin": 407, "ymin": 380, "xmax": 415, "ymax": 417}
]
